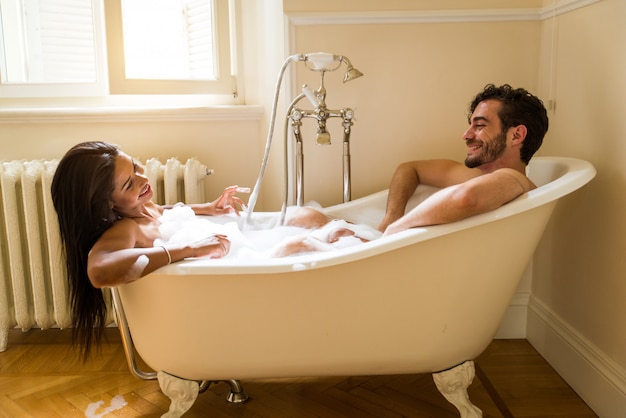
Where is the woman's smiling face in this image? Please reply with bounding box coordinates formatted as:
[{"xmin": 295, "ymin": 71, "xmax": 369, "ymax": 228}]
[{"xmin": 109, "ymin": 152, "xmax": 153, "ymax": 217}]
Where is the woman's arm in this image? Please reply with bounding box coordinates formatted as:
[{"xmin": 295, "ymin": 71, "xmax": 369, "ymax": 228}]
[
  {"xmin": 87, "ymin": 219, "xmax": 230, "ymax": 288},
  {"xmin": 187, "ymin": 185, "xmax": 249, "ymax": 216}
]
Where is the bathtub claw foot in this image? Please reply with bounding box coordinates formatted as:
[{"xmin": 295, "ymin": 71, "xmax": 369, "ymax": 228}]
[
  {"xmin": 197, "ymin": 380, "xmax": 249, "ymax": 404},
  {"xmin": 224, "ymin": 379, "xmax": 249, "ymax": 404},
  {"xmin": 432, "ymin": 360, "xmax": 482, "ymax": 418},
  {"xmin": 158, "ymin": 371, "xmax": 200, "ymax": 418}
]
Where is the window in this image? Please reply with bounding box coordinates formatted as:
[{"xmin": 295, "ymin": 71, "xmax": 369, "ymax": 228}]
[
  {"xmin": 121, "ymin": 0, "xmax": 216, "ymax": 81},
  {"xmin": 0, "ymin": 0, "xmax": 107, "ymax": 97},
  {"xmin": 0, "ymin": 0, "xmax": 237, "ymax": 99}
]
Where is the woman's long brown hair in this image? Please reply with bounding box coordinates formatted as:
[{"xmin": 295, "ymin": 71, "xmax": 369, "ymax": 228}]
[{"xmin": 51, "ymin": 141, "xmax": 121, "ymax": 360}]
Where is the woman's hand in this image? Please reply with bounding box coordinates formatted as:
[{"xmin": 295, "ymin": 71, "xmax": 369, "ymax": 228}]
[
  {"xmin": 193, "ymin": 185, "xmax": 250, "ymax": 216},
  {"xmin": 188, "ymin": 234, "xmax": 231, "ymax": 259}
]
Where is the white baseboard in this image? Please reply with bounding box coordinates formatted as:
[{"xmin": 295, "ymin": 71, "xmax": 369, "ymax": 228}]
[
  {"xmin": 527, "ymin": 296, "xmax": 626, "ymax": 418},
  {"xmin": 494, "ymin": 293, "xmax": 529, "ymax": 339}
]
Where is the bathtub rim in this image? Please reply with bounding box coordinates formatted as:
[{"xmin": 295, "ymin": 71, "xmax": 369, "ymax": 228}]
[{"xmin": 151, "ymin": 156, "xmax": 595, "ymax": 276}]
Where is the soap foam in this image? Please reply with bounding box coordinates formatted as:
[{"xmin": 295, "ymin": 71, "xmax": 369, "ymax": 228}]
[{"xmin": 155, "ymin": 205, "xmax": 379, "ymax": 259}]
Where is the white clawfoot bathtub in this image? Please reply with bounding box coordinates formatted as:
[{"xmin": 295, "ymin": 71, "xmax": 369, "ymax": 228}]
[{"xmin": 113, "ymin": 156, "xmax": 595, "ymax": 417}]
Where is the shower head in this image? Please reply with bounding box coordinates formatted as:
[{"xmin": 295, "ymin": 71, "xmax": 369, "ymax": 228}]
[
  {"xmin": 343, "ymin": 65, "xmax": 364, "ymax": 83},
  {"xmin": 337, "ymin": 55, "xmax": 363, "ymax": 83}
]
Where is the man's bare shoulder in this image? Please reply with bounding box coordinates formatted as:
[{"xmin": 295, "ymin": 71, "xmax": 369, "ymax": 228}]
[
  {"xmin": 413, "ymin": 159, "xmax": 482, "ymax": 187},
  {"xmin": 490, "ymin": 167, "xmax": 537, "ymax": 192}
]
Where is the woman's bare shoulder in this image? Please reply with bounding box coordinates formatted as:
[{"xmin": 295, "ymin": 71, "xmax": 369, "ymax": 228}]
[
  {"xmin": 109, "ymin": 217, "xmax": 140, "ymax": 231},
  {"xmin": 94, "ymin": 218, "xmax": 141, "ymax": 250}
]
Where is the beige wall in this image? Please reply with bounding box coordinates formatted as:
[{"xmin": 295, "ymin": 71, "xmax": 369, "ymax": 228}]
[
  {"xmin": 290, "ymin": 21, "xmax": 540, "ymax": 206},
  {"xmin": 532, "ymin": 0, "xmax": 626, "ymax": 385},
  {"xmin": 532, "ymin": 1, "xmax": 626, "ymax": 413},
  {"xmin": 0, "ymin": 116, "xmax": 262, "ymax": 203}
]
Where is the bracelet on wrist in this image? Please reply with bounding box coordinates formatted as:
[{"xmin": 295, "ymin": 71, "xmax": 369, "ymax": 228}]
[{"xmin": 160, "ymin": 245, "xmax": 172, "ymax": 264}]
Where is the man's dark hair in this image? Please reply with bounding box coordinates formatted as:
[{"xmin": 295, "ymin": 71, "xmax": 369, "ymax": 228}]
[{"xmin": 469, "ymin": 84, "xmax": 549, "ymax": 164}]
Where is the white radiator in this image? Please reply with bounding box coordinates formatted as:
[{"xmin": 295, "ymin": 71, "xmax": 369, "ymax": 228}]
[{"xmin": 0, "ymin": 157, "xmax": 211, "ymax": 352}]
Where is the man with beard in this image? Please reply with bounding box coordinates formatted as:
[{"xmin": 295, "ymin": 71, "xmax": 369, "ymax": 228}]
[{"xmin": 378, "ymin": 84, "xmax": 549, "ymax": 235}]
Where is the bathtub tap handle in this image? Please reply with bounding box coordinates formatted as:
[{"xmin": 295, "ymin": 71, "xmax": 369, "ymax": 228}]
[
  {"xmin": 302, "ymin": 84, "xmax": 320, "ymax": 107},
  {"xmin": 315, "ymin": 108, "xmax": 331, "ymax": 145}
]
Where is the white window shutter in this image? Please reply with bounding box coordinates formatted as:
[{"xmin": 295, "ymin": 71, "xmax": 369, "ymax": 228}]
[
  {"xmin": 37, "ymin": 0, "xmax": 97, "ymax": 82},
  {"xmin": 0, "ymin": 0, "xmax": 107, "ymax": 97},
  {"xmin": 4, "ymin": 0, "xmax": 97, "ymax": 83},
  {"xmin": 185, "ymin": 0, "xmax": 216, "ymax": 80}
]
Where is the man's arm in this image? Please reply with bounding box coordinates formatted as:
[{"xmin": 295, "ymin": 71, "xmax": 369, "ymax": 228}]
[
  {"xmin": 383, "ymin": 168, "xmax": 534, "ymax": 235},
  {"xmin": 377, "ymin": 159, "xmax": 479, "ymax": 231}
]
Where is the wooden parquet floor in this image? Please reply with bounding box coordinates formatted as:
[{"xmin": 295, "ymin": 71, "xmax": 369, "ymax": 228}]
[{"xmin": 0, "ymin": 329, "xmax": 597, "ymax": 417}]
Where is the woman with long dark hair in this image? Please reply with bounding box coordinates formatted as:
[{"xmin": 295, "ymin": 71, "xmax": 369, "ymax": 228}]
[{"xmin": 51, "ymin": 141, "xmax": 244, "ymax": 359}]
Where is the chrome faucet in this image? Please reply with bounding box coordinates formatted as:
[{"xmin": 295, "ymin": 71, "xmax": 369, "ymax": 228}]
[
  {"xmin": 245, "ymin": 52, "xmax": 363, "ymax": 227},
  {"xmin": 288, "ymin": 53, "xmax": 362, "ymax": 206}
]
